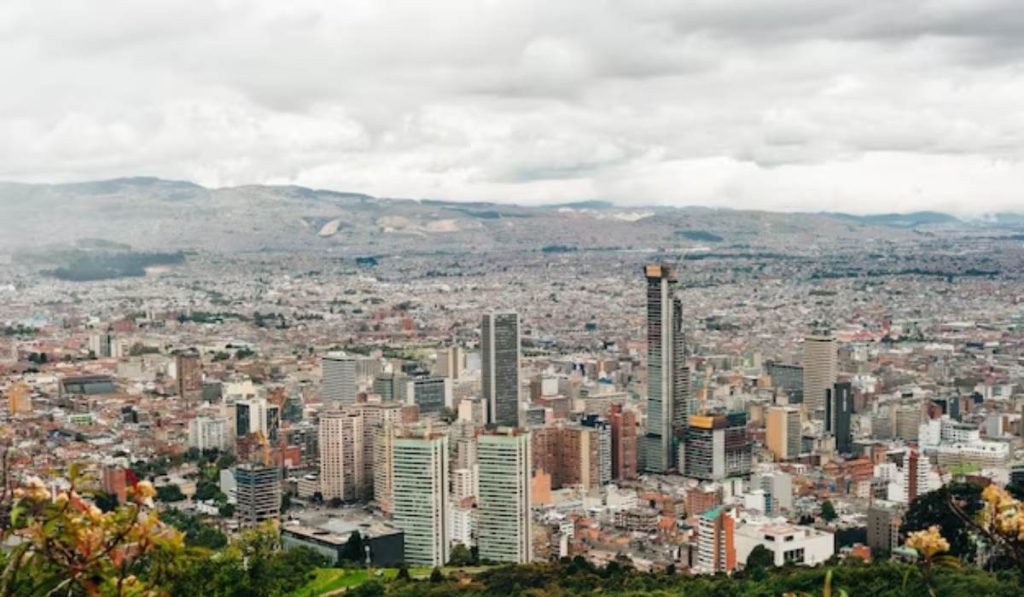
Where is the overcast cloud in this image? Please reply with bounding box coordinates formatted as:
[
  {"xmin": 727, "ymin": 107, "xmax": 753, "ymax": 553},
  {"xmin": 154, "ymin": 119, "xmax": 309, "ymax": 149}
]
[{"xmin": 2, "ymin": 0, "xmax": 1024, "ymax": 213}]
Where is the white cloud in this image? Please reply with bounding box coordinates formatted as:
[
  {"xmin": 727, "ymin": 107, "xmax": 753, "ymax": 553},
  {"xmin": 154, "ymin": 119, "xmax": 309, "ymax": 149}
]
[{"xmin": 2, "ymin": 0, "xmax": 1023, "ymax": 214}]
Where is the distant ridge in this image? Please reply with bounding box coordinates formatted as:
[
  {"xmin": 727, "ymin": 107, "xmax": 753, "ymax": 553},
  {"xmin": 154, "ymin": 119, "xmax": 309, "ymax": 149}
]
[
  {"xmin": 821, "ymin": 211, "xmax": 961, "ymax": 228},
  {"xmin": 0, "ymin": 177, "xmax": 1020, "ymax": 253}
]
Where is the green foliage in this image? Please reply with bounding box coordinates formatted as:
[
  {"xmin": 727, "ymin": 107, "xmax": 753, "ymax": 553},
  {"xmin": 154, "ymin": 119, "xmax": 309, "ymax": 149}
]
[
  {"xmin": 357, "ymin": 559, "xmax": 1024, "ymax": 597},
  {"xmin": 449, "ymin": 543, "xmax": 475, "ymax": 566},
  {"xmin": 93, "ymin": 490, "xmax": 120, "ymax": 513},
  {"xmin": 47, "ymin": 250, "xmax": 185, "ymax": 281},
  {"xmin": 745, "ymin": 544, "xmax": 775, "ymax": 572},
  {"xmin": 156, "ymin": 483, "xmax": 186, "ymax": 502},
  {"xmin": 195, "ymin": 481, "xmax": 227, "ymax": 503},
  {"xmin": 340, "ymin": 530, "xmax": 365, "ymax": 563},
  {"xmin": 902, "ymin": 482, "xmax": 983, "ymax": 562},
  {"xmin": 129, "ymin": 342, "xmax": 160, "ymax": 356},
  {"xmin": 821, "ymin": 500, "xmax": 838, "ymax": 522},
  {"xmin": 161, "ymin": 510, "xmax": 228, "ymax": 550}
]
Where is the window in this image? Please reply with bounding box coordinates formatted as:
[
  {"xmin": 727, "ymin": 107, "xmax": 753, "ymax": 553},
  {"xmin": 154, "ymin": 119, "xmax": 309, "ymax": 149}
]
[{"xmin": 783, "ymin": 548, "xmax": 804, "ymax": 564}]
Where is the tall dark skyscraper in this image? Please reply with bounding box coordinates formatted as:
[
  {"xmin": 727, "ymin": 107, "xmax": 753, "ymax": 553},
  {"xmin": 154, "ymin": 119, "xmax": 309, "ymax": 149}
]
[
  {"xmin": 642, "ymin": 264, "xmax": 690, "ymax": 473},
  {"xmin": 826, "ymin": 381, "xmax": 853, "ymax": 455},
  {"xmin": 482, "ymin": 312, "xmax": 520, "ymax": 427}
]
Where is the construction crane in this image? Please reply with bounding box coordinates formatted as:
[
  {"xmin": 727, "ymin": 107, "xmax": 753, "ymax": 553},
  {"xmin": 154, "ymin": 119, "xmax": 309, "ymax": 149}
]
[{"xmin": 253, "ymin": 431, "xmax": 271, "ymax": 467}]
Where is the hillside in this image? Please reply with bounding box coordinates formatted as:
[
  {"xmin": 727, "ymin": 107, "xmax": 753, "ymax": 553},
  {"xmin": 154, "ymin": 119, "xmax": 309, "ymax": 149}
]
[{"xmin": 0, "ymin": 177, "xmax": 1015, "ymax": 254}]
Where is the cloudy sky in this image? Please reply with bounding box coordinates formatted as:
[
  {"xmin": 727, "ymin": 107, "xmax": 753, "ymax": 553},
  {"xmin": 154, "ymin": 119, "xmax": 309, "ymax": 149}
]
[{"xmin": 2, "ymin": 0, "xmax": 1023, "ymax": 213}]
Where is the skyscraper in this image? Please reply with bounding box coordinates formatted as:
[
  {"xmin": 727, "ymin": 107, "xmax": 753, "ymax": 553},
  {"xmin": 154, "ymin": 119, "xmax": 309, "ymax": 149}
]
[
  {"xmin": 766, "ymin": 406, "xmax": 801, "ymax": 461},
  {"xmin": 392, "ymin": 429, "xmax": 450, "ymax": 567},
  {"xmin": 826, "ymin": 382, "xmax": 853, "ymax": 455},
  {"xmin": 477, "ymin": 429, "xmax": 532, "ymax": 564},
  {"xmin": 318, "ymin": 410, "xmax": 365, "ymax": 501},
  {"xmin": 802, "ymin": 335, "xmax": 837, "ymax": 418},
  {"xmin": 642, "ymin": 264, "xmax": 689, "ymax": 473},
  {"xmin": 481, "ymin": 312, "xmax": 520, "ymax": 427},
  {"xmin": 322, "ymin": 352, "xmax": 358, "ymax": 406},
  {"xmin": 608, "ymin": 404, "xmax": 637, "ymax": 481},
  {"xmin": 175, "ymin": 352, "xmax": 203, "ymax": 401}
]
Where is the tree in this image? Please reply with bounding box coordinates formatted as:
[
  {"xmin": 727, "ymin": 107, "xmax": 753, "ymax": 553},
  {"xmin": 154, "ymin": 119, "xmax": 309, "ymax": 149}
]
[
  {"xmin": 449, "ymin": 543, "xmax": 474, "ymax": 566},
  {"xmin": 902, "ymin": 483, "xmax": 983, "ymax": 562},
  {"xmin": 156, "ymin": 484, "xmax": 186, "ymax": 503},
  {"xmin": 396, "ymin": 565, "xmax": 410, "ymax": 580},
  {"xmin": 821, "ymin": 500, "xmax": 838, "ymax": 522},
  {"xmin": 439, "ymin": 407, "xmax": 457, "ymax": 424},
  {"xmin": 218, "ymin": 503, "xmax": 235, "ymax": 518},
  {"xmin": 429, "ymin": 567, "xmax": 444, "ymax": 583},
  {"xmin": 281, "ymin": 493, "xmax": 292, "ymax": 513},
  {"xmin": 195, "ymin": 481, "xmax": 226, "ymax": 503},
  {"xmin": 340, "ymin": 531, "xmax": 364, "ymax": 563},
  {"xmin": 745, "ymin": 544, "xmax": 776, "ymax": 572},
  {"xmin": 93, "ymin": 491, "xmax": 120, "ymax": 513},
  {"xmin": 161, "ymin": 510, "xmax": 228, "ymax": 550}
]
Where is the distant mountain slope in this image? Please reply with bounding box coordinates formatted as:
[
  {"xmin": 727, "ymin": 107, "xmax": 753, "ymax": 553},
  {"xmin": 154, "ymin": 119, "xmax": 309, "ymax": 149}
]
[
  {"xmin": 822, "ymin": 211, "xmax": 961, "ymax": 228},
  {"xmin": 0, "ymin": 177, "xmax": 1011, "ymax": 254}
]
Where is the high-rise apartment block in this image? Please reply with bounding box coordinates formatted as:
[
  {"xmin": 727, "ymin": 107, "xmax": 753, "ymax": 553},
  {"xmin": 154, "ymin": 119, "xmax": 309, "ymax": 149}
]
[
  {"xmin": 477, "ymin": 429, "xmax": 532, "ymax": 563},
  {"xmin": 531, "ymin": 424, "xmax": 602, "ymax": 491},
  {"xmin": 392, "ymin": 429, "xmax": 450, "ymax": 567},
  {"xmin": 188, "ymin": 416, "xmax": 228, "ymax": 451},
  {"xmin": 481, "ymin": 312, "xmax": 520, "ymax": 427},
  {"xmin": 318, "ymin": 410, "xmax": 366, "ymax": 501},
  {"xmin": 608, "ymin": 404, "xmax": 637, "ymax": 481},
  {"xmin": 642, "ymin": 264, "xmax": 689, "ymax": 473},
  {"xmin": 867, "ymin": 505, "xmax": 902, "ymax": 553},
  {"xmin": 696, "ymin": 505, "xmax": 736, "ymax": 574}
]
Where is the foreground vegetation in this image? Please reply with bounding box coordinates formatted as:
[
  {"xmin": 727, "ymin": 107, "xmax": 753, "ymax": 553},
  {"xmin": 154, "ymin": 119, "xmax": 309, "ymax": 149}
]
[
  {"xmin": 341, "ymin": 558, "xmax": 1022, "ymax": 597},
  {"xmin": 5, "ymin": 464, "xmax": 1024, "ymax": 596}
]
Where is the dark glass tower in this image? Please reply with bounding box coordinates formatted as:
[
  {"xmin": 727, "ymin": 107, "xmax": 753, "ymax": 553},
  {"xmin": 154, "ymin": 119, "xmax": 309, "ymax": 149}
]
[
  {"xmin": 826, "ymin": 381, "xmax": 853, "ymax": 455},
  {"xmin": 482, "ymin": 312, "xmax": 520, "ymax": 427}
]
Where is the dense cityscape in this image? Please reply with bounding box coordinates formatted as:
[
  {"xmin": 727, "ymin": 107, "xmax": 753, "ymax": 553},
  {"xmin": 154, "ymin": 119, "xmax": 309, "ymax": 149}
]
[
  {"xmin": 5, "ymin": 1, "xmax": 1024, "ymax": 594},
  {"xmin": 1, "ymin": 215, "xmax": 1023, "ymax": 594}
]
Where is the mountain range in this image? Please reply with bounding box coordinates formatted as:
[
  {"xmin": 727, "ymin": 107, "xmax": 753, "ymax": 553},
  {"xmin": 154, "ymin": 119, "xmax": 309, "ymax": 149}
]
[{"xmin": 0, "ymin": 177, "xmax": 1019, "ymax": 254}]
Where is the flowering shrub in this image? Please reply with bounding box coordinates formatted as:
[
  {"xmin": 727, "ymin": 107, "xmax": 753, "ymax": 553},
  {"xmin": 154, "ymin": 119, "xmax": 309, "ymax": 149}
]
[{"xmin": 1, "ymin": 468, "xmax": 184, "ymax": 596}]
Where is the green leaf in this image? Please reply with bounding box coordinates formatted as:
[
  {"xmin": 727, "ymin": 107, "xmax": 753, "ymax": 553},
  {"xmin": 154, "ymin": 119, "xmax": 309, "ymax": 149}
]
[{"xmin": 10, "ymin": 504, "xmax": 25, "ymax": 527}]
